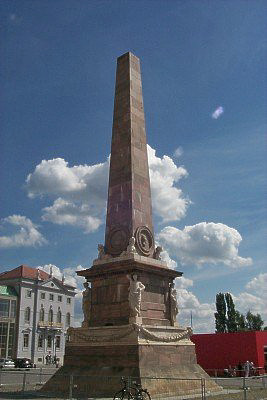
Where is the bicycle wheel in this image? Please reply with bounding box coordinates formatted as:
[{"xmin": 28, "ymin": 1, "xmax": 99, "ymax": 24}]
[
  {"xmin": 140, "ymin": 389, "xmax": 151, "ymax": 400},
  {"xmin": 113, "ymin": 390, "xmax": 134, "ymax": 400}
]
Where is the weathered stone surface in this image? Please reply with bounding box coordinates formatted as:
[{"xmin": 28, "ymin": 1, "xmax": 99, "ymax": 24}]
[
  {"xmin": 42, "ymin": 325, "xmax": 221, "ymax": 397},
  {"xmin": 105, "ymin": 52, "xmax": 154, "ymax": 257},
  {"xmin": 78, "ymin": 255, "xmax": 181, "ymax": 327}
]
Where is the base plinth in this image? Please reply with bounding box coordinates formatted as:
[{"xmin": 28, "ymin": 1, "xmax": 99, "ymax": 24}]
[{"xmin": 42, "ymin": 324, "xmax": 221, "ymax": 398}]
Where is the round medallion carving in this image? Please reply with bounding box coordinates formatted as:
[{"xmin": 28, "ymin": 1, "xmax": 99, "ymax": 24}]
[
  {"xmin": 106, "ymin": 226, "xmax": 129, "ymax": 256},
  {"xmin": 135, "ymin": 226, "xmax": 154, "ymax": 256}
]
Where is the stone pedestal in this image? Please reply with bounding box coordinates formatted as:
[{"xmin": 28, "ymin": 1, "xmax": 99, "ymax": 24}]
[
  {"xmin": 42, "ymin": 255, "xmax": 221, "ymax": 398},
  {"xmin": 42, "ymin": 324, "xmax": 220, "ymax": 397}
]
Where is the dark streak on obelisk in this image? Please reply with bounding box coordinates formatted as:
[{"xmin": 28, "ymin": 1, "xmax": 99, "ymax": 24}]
[{"xmin": 105, "ymin": 52, "xmax": 154, "ymax": 257}]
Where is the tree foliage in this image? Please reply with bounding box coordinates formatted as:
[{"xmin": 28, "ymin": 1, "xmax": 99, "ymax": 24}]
[
  {"xmin": 225, "ymin": 293, "xmax": 237, "ymax": 332},
  {"xmin": 246, "ymin": 311, "xmax": 264, "ymax": 331},
  {"xmin": 215, "ymin": 292, "xmax": 264, "ymax": 333},
  {"xmin": 215, "ymin": 292, "xmax": 227, "ymax": 332}
]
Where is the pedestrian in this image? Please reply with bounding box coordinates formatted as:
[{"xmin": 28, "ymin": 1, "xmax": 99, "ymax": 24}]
[
  {"xmin": 45, "ymin": 354, "xmax": 49, "ymax": 365},
  {"xmin": 244, "ymin": 360, "xmax": 250, "ymax": 378}
]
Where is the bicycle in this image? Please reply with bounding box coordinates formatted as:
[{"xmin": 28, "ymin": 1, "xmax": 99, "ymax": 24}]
[{"xmin": 113, "ymin": 377, "xmax": 151, "ymax": 400}]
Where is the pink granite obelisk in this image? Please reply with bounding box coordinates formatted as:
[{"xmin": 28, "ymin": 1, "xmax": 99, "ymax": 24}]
[{"xmin": 105, "ymin": 52, "xmax": 154, "ymax": 257}]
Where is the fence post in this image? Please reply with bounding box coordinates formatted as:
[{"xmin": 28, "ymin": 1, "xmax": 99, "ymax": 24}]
[
  {"xmin": 69, "ymin": 374, "xmax": 73, "ymax": 400},
  {"xmin": 201, "ymin": 378, "xmax": 204, "ymax": 400},
  {"xmin": 22, "ymin": 371, "xmax": 27, "ymax": 392},
  {"xmin": 39, "ymin": 367, "xmax": 42, "ymax": 384},
  {"xmin": 263, "ymin": 376, "xmax": 266, "ymax": 389},
  {"xmin": 242, "ymin": 376, "xmax": 247, "ymax": 400}
]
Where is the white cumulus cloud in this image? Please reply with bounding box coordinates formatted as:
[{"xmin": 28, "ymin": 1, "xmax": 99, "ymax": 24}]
[
  {"xmin": 211, "ymin": 106, "xmax": 224, "ymax": 119},
  {"xmin": 42, "ymin": 198, "xmax": 102, "ymax": 233},
  {"xmin": 233, "ymin": 273, "xmax": 267, "ymax": 323},
  {"xmin": 158, "ymin": 222, "xmax": 252, "ymax": 268},
  {"xmin": 25, "ymin": 146, "xmax": 190, "ymax": 232},
  {"xmin": 0, "ymin": 215, "xmax": 47, "ymax": 248},
  {"xmin": 148, "ymin": 145, "xmax": 190, "ymax": 222}
]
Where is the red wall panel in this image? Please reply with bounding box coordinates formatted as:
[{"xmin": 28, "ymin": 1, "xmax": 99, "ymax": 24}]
[{"xmin": 191, "ymin": 331, "xmax": 267, "ymax": 373}]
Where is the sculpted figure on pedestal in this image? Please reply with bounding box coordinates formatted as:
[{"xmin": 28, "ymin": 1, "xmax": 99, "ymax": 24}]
[
  {"xmin": 170, "ymin": 283, "xmax": 178, "ymax": 326},
  {"xmin": 121, "ymin": 237, "xmax": 137, "ymax": 256},
  {"xmin": 127, "ymin": 236, "xmax": 137, "ymax": 254},
  {"xmin": 127, "ymin": 274, "xmax": 145, "ymax": 317},
  {"xmin": 82, "ymin": 282, "xmax": 91, "ymax": 327},
  {"xmin": 154, "ymin": 246, "xmax": 163, "ymax": 260}
]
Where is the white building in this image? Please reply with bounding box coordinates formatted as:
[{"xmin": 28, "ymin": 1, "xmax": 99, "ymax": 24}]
[{"xmin": 0, "ymin": 265, "xmax": 76, "ymax": 365}]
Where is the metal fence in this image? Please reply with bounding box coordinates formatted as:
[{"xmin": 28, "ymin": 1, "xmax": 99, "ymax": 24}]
[{"xmin": 0, "ymin": 369, "xmax": 266, "ymax": 399}]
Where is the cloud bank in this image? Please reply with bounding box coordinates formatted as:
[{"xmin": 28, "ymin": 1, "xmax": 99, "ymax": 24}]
[
  {"xmin": 0, "ymin": 215, "xmax": 47, "ymax": 248},
  {"xmin": 158, "ymin": 222, "xmax": 252, "ymax": 268}
]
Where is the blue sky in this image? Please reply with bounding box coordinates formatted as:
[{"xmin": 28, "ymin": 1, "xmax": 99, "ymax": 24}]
[{"xmin": 1, "ymin": 0, "xmax": 266, "ymax": 332}]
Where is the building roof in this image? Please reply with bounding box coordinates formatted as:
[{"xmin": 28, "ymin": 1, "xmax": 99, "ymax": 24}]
[
  {"xmin": 0, "ymin": 265, "xmax": 75, "ymax": 289},
  {"xmin": 0, "ymin": 265, "xmax": 50, "ymax": 281},
  {"xmin": 0, "ymin": 285, "xmax": 17, "ymax": 297}
]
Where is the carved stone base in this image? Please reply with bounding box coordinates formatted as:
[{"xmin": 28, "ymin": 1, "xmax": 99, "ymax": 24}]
[{"xmin": 41, "ymin": 324, "xmax": 221, "ymax": 398}]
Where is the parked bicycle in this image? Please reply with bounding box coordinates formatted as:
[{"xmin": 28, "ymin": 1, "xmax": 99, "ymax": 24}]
[{"xmin": 113, "ymin": 377, "xmax": 151, "ymax": 400}]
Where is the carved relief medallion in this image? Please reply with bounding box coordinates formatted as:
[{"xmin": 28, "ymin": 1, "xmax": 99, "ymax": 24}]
[
  {"xmin": 106, "ymin": 226, "xmax": 129, "ymax": 255},
  {"xmin": 135, "ymin": 226, "xmax": 154, "ymax": 256}
]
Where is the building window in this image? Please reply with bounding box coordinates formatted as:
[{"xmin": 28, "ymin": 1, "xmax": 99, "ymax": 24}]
[
  {"xmin": 40, "ymin": 292, "xmax": 45, "ymax": 300},
  {"xmin": 58, "ymin": 295, "xmax": 62, "ymax": 302},
  {"xmin": 7, "ymin": 323, "xmax": 15, "ymax": 358},
  {"xmin": 49, "ymin": 294, "xmax": 54, "ymax": 301},
  {"xmin": 48, "ymin": 308, "xmax": 53, "ymax": 323},
  {"xmin": 26, "ymin": 290, "xmax": 32, "ymax": 298},
  {"xmin": 67, "ymin": 298, "xmax": 71, "ymax": 305},
  {"xmin": 23, "ymin": 333, "xmax": 29, "ymax": 348},
  {"xmin": 24, "ymin": 307, "xmax": 31, "ymax": 323},
  {"xmin": 55, "ymin": 336, "xmax": 60, "ymax": 349},
  {"xmin": 38, "ymin": 334, "xmax": 44, "ymax": 348},
  {"xmin": 39, "ymin": 306, "xmax": 44, "ymax": 322},
  {"xmin": 0, "ymin": 322, "xmax": 8, "ymax": 357},
  {"xmin": 47, "ymin": 335, "xmax": 52, "ymax": 348},
  {"xmin": 66, "ymin": 312, "xmax": 71, "ymax": 327},
  {"xmin": 0, "ymin": 299, "xmax": 9, "ymax": 318},
  {"xmin": 10, "ymin": 300, "xmax": 16, "ymax": 318},
  {"xmin": 57, "ymin": 309, "xmax": 62, "ymax": 324},
  {"xmin": 48, "ymin": 307, "xmax": 53, "ymax": 323}
]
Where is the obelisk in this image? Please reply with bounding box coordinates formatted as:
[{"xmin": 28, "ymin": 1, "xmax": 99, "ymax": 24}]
[
  {"xmin": 42, "ymin": 53, "xmax": 220, "ymax": 398},
  {"xmin": 105, "ymin": 52, "xmax": 154, "ymax": 258}
]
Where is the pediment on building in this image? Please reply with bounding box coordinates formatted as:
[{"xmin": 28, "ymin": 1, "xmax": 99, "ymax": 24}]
[{"xmin": 39, "ymin": 277, "xmax": 72, "ymax": 293}]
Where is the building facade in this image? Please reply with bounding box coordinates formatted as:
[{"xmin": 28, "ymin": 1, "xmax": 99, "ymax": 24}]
[
  {"xmin": 191, "ymin": 331, "xmax": 267, "ymax": 375},
  {"xmin": 0, "ymin": 285, "xmax": 18, "ymax": 359},
  {"xmin": 0, "ymin": 265, "xmax": 76, "ymax": 365}
]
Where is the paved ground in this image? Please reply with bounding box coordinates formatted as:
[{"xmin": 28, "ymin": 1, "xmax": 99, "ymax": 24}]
[{"xmin": 0, "ymin": 372, "xmax": 267, "ymax": 400}]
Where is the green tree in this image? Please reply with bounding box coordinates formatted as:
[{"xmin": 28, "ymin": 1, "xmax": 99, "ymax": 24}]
[
  {"xmin": 225, "ymin": 293, "xmax": 237, "ymax": 332},
  {"xmin": 215, "ymin": 293, "xmax": 227, "ymax": 332},
  {"xmin": 246, "ymin": 311, "xmax": 264, "ymax": 331},
  {"xmin": 235, "ymin": 310, "xmax": 246, "ymax": 331}
]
